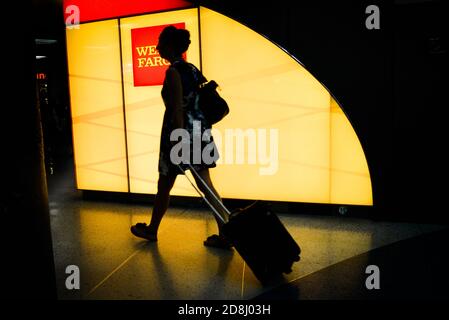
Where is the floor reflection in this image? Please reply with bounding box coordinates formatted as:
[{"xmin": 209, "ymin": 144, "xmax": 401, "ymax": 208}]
[{"xmin": 49, "ymin": 196, "xmax": 443, "ymax": 299}]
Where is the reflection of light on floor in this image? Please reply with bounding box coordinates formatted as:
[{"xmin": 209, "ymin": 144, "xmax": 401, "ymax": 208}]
[
  {"xmin": 76, "ymin": 204, "xmax": 241, "ymax": 299},
  {"xmin": 44, "ymin": 200, "xmax": 446, "ymax": 299}
]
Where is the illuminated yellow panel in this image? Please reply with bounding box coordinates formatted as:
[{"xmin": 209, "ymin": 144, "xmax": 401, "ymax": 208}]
[
  {"xmin": 199, "ymin": 7, "xmax": 372, "ymax": 205},
  {"xmin": 120, "ymin": 9, "xmax": 201, "ymax": 195},
  {"xmin": 66, "ymin": 20, "xmax": 128, "ymax": 192},
  {"xmin": 330, "ymin": 98, "xmax": 373, "ymax": 205},
  {"xmin": 199, "ymin": 8, "xmax": 330, "ymax": 203},
  {"xmin": 67, "ymin": 7, "xmax": 372, "ymax": 205}
]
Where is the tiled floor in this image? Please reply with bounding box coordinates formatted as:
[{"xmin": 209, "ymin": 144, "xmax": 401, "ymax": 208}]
[{"xmin": 48, "ymin": 158, "xmax": 445, "ymax": 300}]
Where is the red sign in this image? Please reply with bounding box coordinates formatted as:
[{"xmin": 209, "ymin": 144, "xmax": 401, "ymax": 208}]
[
  {"xmin": 131, "ymin": 23, "xmax": 186, "ymax": 86},
  {"xmin": 63, "ymin": 0, "xmax": 191, "ymax": 24}
]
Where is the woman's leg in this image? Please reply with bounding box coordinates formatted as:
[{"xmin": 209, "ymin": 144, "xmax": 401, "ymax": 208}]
[
  {"xmin": 147, "ymin": 173, "xmax": 178, "ymax": 233},
  {"xmin": 192, "ymin": 168, "xmax": 228, "ymax": 234}
]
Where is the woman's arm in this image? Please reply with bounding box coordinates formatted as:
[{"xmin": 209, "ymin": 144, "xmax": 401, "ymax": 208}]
[{"xmin": 165, "ymin": 67, "xmax": 184, "ymax": 129}]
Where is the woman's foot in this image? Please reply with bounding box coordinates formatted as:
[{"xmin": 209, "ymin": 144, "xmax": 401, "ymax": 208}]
[
  {"xmin": 130, "ymin": 223, "xmax": 158, "ymax": 241},
  {"xmin": 204, "ymin": 234, "xmax": 233, "ymax": 250}
]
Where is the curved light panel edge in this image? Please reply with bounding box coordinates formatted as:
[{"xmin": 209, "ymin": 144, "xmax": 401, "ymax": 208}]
[{"xmin": 66, "ymin": 6, "xmax": 373, "ymax": 206}]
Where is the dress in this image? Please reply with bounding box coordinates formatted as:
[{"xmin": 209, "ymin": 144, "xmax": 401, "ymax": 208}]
[{"xmin": 158, "ymin": 60, "xmax": 219, "ymax": 176}]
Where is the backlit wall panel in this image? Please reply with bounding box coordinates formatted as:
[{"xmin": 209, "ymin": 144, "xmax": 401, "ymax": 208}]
[
  {"xmin": 66, "ymin": 20, "xmax": 128, "ymax": 192},
  {"xmin": 330, "ymin": 98, "xmax": 372, "ymax": 204},
  {"xmin": 65, "ymin": 6, "xmax": 373, "ymax": 205},
  {"xmin": 199, "ymin": 8, "xmax": 372, "ymax": 204}
]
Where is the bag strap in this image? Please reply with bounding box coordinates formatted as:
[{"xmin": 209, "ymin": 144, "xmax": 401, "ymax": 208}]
[{"xmin": 188, "ymin": 63, "xmax": 208, "ymax": 87}]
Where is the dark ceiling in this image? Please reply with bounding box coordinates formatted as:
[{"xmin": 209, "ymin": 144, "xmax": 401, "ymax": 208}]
[{"xmin": 32, "ymin": 0, "xmax": 65, "ymax": 40}]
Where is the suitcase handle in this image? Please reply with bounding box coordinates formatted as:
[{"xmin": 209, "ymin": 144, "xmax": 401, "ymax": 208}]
[{"xmin": 176, "ymin": 164, "xmax": 229, "ymax": 224}]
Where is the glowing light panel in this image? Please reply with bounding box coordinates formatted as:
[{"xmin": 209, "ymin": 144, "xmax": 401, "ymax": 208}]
[
  {"xmin": 199, "ymin": 8, "xmax": 372, "ymax": 205},
  {"xmin": 66, "ymin": 20, "xmax": 128, "ymax": 192},
  {"xmin": 65, "ymin": 7, "xmax": 373, "ymax": 205}
]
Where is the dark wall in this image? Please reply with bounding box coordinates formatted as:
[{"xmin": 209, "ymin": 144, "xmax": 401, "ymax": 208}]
[
  {"xmin": 392, "ymin": 1, "xmax": 447, "ymax": 221},
  {"xmin": 2, "ymin": 1, "xmax": 57, "ymax": 298},
  {"xmin": 33, "ymin": 0, "xmax": 72, "ymax": 167},
  {"xmin": 200, "ymin": 0, "xmax": 447, "ymax": 222}
]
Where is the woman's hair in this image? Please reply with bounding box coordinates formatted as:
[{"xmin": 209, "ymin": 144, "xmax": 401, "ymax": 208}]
[{"xmin": 159, "ymin": 26, "xmax": 191, "ymax": 55}]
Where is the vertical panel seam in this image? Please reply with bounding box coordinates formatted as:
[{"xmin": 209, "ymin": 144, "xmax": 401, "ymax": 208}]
[
  {"xmin": 118, "ymin": 18, "xmax": 131, "ymax": 193},
  {"xmin": 329, "ymin": 95, "xmax": 333, "ymax": 204},
  {"xmin": 197, "ymin": 6, "xmax": 203, "ymax": 72}
]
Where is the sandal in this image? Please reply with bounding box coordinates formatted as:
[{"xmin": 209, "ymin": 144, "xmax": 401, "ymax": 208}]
[
  {"xmin": 203, "ymin": 234, "xmax": 233, "ymax": 250},
  {"xmin": 130, "ymin": 223, "xmax": 158, "ymax": 241}
]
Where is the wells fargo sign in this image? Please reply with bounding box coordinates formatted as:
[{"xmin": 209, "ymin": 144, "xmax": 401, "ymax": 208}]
[{"xmin": 131, "ymin": 22, "xmax": 186, "ymax": 86}]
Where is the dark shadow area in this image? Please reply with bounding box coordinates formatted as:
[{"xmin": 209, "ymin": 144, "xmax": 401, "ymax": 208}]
[
  {"xmin": 142, "ymin": 242, "xmax": 179, "ymax": 300},
  {"xmin": 2, "ymin": 1, "xmax": 60, "ymax": 299},
  {"xmin": 253, "ymin": 228, "xmax": 449, "ymax": 300}
]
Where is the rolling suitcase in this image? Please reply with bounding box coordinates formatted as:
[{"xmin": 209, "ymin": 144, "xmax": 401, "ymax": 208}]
[{"xmin": 178, "ymin": 164, "xmax": 301, "ymax": 283}]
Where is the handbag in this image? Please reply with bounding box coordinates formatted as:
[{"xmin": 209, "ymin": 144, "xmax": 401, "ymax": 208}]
[{"xmin": 197, "ymin": 79, "xmax": 229, "ymax": 125}]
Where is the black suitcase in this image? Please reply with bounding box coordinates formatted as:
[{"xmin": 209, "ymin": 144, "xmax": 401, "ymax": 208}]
[
  {"xmin": 222, "ymin": 201, "xmax": 301, "ymax": 282},
  {"xmin": 178, "ymin": 164, "xmax": 301, "ymax": 283}
]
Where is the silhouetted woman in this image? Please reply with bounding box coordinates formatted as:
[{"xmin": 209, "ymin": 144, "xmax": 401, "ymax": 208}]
[{"xmin": 131, "ymin": 26, "xmax": 232, "ymax": 249}]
